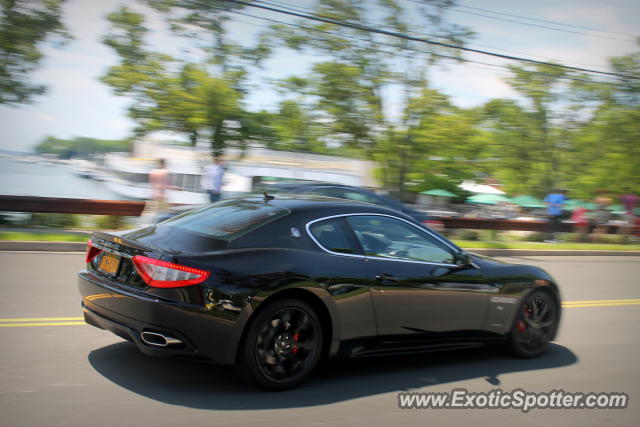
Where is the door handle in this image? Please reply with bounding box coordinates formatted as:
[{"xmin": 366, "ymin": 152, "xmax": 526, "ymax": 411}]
[{"xmin": 375, "ymin": 273, "xmax": 399, "ymax": 283}]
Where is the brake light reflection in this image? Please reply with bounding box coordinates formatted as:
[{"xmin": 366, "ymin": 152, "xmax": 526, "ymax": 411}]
[{"xmin": 85, "ymin": 240, "xmax": 102, "ymax": 263}]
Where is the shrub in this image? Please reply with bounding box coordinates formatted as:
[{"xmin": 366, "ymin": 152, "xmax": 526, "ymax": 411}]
[
  {"xmin": 95, "ymin": 215, "xmax": 126, "ymax": 230},
  {"xmin": 457, "ymin": 230, "xmax": 480, "ymax": 241},
  {"xmin": 523, "ymin": 232, "xmax": 545, "ymax": 242},
  {"xmin": 29, "ymin": 213, "xmax": 79, "ymax": 228}
]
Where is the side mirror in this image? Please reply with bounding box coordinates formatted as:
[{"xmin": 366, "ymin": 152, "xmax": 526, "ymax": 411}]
[{"xmin": 455, "ymin": 251, "xmax": 474, "ymax": 268}]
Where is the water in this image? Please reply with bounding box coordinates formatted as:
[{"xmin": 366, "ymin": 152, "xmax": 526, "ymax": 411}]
[{"xmin": 0, "ymin": 157, "xmax": 120, "ymax": 200}]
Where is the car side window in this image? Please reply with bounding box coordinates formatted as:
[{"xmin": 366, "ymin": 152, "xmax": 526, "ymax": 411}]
[
  {"xmin": 346, "ymin": 215, "xmax": 454, "ymax": 264},
  {"xmin": 309, "ymin": 218, "xmax": 360, "ymax": 254}
]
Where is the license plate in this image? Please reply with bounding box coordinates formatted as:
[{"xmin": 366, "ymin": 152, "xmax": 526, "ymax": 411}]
[{"xmin": 98, "ymin": 253, "xmax": 121, "ymax": 276}]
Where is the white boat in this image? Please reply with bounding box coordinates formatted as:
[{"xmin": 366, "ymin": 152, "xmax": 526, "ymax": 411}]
[
  {"xmin": 70, "ymin": 159, "xmax": 99, "ymax": 179},
  {"xmin": 102, "ymin": 138, "xmax": 377, "ymax": 205}
]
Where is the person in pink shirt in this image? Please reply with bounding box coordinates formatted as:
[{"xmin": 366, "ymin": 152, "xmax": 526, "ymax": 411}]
[
  {"xmin": 570, "ymin": 206, "xmax": 590, "ymax": 242},
  {"xmin": 149, "ymin": 159, "xmax": 171, "ymax": 213}
]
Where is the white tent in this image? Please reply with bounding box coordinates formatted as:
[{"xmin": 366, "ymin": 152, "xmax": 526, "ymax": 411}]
[{"xmin": 459, "ymin": 180, "xmax": 505, "ymax": 195}]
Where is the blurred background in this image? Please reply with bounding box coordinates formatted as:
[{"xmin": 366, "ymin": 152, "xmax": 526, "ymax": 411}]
[{"xmin": 0, "ymin": 0, "xmax": 638, "ymax": 244}]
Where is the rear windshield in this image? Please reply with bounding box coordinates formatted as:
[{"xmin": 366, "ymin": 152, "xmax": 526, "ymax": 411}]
[{"xmin": 158, "ymin": 199, "xmax": 290, "ymax": 240}]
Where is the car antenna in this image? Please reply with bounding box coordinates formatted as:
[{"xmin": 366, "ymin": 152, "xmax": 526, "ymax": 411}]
[{"xmin": 263, "ymin": 192, "xmax": 275, "ymax": 201}]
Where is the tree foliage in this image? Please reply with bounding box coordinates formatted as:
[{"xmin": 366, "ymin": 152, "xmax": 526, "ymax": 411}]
[
  {"xmin": 267, "ymin": 0, "xmax": 474, "ymax": 195},
  {"xmin": 481, "ymin": 53, "xmax": 640, "ymax": 198},
  {"xmin": 34, "ymin": 135, "xmax": 129, "ymax": 158},
  {"xmin": 100, "ymin": 6, "xmax": 247, "ymax": 155},
  {"xmin": 565, "ymin": 47, "xmax": 640, "ymax": 198},
  {"xmin": 0, "ymin": 0, "xmax": 69, "ymax": 105},
  {"xmin": 481, "ymin": 64, "xmax": 569, "ymax": 196}
]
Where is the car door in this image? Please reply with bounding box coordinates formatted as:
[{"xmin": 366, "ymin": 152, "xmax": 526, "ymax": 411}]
[
  {"xmin": 306, "ymin": 216, "xmax": 378, "ymax": 341},
  {"xmin": 344, "ymin": 214, "xmax": 496, "ymax": 338}
]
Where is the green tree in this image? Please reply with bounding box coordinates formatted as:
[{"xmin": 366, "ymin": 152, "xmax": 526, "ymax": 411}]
[
  {"xmin": 101, "ymin": 7, "xmax": 245, "ymax": 155},
  {"xmin": 481, "ymin": 64, "xmax": 570, "ymax": 196},
  {"xmin": 269, "ymin": 0, "xmax": 473, "ymax": 194},
  {"xmin": 375, "ymin": 86, "xmax": 483, "ymax": 196},
  {"xmin": 0, "ymin": 0, "xmax": 69, "ymax": 104},
  {"xmin": 565, "ymin": 47, "xmax": 640, "ymax": 197},
  {"xmin": 142, "ymin": 0, "xmax": 271, "ymax": 92},
  {"xmin": 35, "ymin": 136, "xmax": 129, "ymax": 158},
  {"xmin": 270, "ymin": 100, "xmax": 322, "ymax": 151},
  {"xmin": 482, "ymin": 54, "xmax": 640, "ymax": 198}
]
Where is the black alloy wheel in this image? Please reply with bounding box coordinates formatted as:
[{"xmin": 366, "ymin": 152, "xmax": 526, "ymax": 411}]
[
  {"xmin": 507, "ymin": 290, "xmax": 559, "ymax": 358},
  {"xmin": 240, "ymin": 298, "xmax": 323, "ymax": 390}
]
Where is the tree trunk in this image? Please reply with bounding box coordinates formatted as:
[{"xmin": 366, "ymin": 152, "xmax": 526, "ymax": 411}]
[{"xmin": 211, "ymin": 120, "xmax": 225, "ymax": 156}]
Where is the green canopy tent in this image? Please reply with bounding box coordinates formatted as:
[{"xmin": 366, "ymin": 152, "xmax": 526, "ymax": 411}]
[
  {"xmin": 564, "ymin": 200, "xmax": 597, "ymax": 211},
  {"xmin": 563, "ymin": 199, "xmax": 581, "ymax": 211},
  {"xmin": 563, "ymin": 199, "xmax": 582, "ymax": 209},
  {"xmin": 466, "ymin": 193, "xmax": 512, "ymax": 205},
  {"xmin": 420, "ymin": 189, "xmax": 458, "ymax": 198},
  {"xmin": 607, "ymin": 204, "xmax": 625, "ymax": 213},
  {"xmin": 511, "ymin": 195, "xmax": 545, "ymax": 209}
]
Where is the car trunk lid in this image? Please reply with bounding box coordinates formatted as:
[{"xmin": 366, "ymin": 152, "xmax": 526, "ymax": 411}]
[{"xmin": 87, "ymin": 232, "xmax": 162, "ymax": 290}]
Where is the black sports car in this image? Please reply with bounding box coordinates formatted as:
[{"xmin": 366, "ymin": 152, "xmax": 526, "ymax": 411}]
[{"xmin": 78, "ymin": 195, "xmax": 561, "ymax": 390}]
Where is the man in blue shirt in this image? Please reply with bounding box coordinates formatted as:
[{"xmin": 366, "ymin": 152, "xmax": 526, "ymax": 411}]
[
  {"xmin": 201, "ymin": 156, "xmax": 225, "ymax": 202},
  {"xmin": 544, "ymin": 189, "xmax": 567, "ymax": 242}
]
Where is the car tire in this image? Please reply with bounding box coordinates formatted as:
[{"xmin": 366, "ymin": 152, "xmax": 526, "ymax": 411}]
[
  {"xmin": 239, "ymin": 298, "xmax": 323, "ymax": 390},
  {"xmin": 505, "ymin": 290, "xmax": 559, "ymax": 358}
]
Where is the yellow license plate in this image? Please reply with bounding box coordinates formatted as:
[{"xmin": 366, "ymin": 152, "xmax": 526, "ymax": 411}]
[{"xmin": 98, "ymin": 253, "xmax": 121, "ymax": 276}]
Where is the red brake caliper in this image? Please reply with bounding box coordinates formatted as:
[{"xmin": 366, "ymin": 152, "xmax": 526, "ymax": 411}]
[
  {"xmin": 517, "ymin": 307, "xmax": 531, "ymax": 333},
  {"xmin": 291, "ymin": 332, "xmax": 300, "ymax": 355}
]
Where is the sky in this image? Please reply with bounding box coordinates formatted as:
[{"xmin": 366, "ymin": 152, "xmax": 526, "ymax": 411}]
[{"xmin": 0, "ymin": 0, "xmax": 639, "ymax": 153}]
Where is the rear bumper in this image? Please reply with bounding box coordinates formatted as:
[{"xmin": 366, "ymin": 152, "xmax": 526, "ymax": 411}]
[
  {"xmin": 78, "ymin": 271, "xmax": 251, "ymax": 365},
  {"xmin": 82, "ymin": 304, "xmax": 202, "ymax": 358}
]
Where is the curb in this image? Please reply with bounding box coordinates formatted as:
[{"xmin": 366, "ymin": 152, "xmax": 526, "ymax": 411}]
[
  {"xmin": 467, "ymin": 249, "xmax": 640, "ymax": 257},
  {"xmin": 1, "ymin": 241, "xmax": 639, "ymax": 256}
]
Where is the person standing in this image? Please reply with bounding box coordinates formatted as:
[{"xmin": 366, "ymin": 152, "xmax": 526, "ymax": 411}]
[
  {"xmin": 592, "ymin": 189, "xmax": 612, "ymax": 241},
  {"xmin": 201, "ymin": 156, "xmax": 225, "ymax": 203},
  {"xmin": 149, "ymin": 158, "xmax": 171, "ymax": 213},
  {"xmin": 570, "ymin": 206, "xmax": 590, "ymax": 242},
  {"xmin": 543, "ymin": 189, "xmax": 567, "ymax": 242},
  {"xmin": 619, "ymin": 187, "xmax": 639, "ymax": 241}
]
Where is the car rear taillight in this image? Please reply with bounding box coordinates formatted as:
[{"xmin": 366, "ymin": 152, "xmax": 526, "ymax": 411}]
[
  {"xmin": 86, "ymin": 239, "xmax": 102, "ymax": 263},
  {"xmin": 132, "ymin": 255, "xmax": 210, "ymax": 288}
]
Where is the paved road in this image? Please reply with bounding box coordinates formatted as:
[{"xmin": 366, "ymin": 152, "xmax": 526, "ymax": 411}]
[{"xmin": 0, "ymin": 252, "xmax": 638, "ymax": 427}]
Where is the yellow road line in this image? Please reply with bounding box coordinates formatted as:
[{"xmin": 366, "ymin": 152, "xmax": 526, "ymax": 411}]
[
  {"xmin": 0, "ymin": 322, "xmax": 86, "ymax": 327},
  {"xmin": 0, "ymin": 317, "xmax": 84, "ymax": 322},
  {"xmin": 563, "ymin": 302, "xmax": 640, "ymax": 308},
  {"xmin": 563, "ymin": 298, "xmax": 640, "ymax": 308},
  {"xmin": 563, "ymin": 299, "xmax": 640, "ymax": 305}
]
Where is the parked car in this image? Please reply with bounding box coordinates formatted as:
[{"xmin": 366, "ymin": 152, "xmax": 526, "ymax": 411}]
[
  {"xmin": 79, "ymin": 195, "xmax": 561, "ymax": 390},
  {"xmin": 260, "ymin": 181, "xmax": 444, "ymax": 229}
]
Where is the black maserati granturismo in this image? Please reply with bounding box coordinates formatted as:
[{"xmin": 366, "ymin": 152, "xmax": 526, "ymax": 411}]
[{"xmin": 78, "ymin": 195, "xmax": 561, "ymax": 390}]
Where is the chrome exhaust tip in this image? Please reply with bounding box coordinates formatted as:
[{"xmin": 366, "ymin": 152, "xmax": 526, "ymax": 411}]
[{"xmin": 140, "ymin": 331, "xmax": 183, "ymax": 347}]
